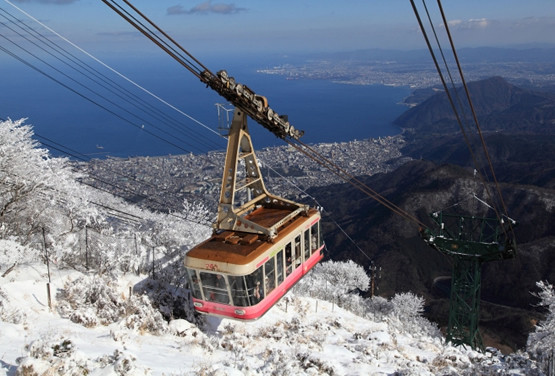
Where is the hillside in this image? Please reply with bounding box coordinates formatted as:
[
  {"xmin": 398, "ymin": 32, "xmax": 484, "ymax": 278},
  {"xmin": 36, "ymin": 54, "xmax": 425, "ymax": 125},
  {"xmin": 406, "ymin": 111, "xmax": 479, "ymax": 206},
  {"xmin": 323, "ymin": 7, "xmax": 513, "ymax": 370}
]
[
  {"xmin": 401, "ymin": 133, "xmax": 555, "ymax": 189},
  {"xmin": 55, "ymin": 76, "xmax": 555, "ymax": 355},
  {"xmin": 311, "ymin": 77, "xmax": 555, "ymax": 353},
  {"xmin": 0, "ymin": 257, "xmax": 540, "ymax": 375},
  {"xmin": 395, "ymin": 76, "xmax": 555, "ymax": 135},
  {"xmin": 309, "ymin": 160, "xmax": 555, "ymax": 352}
]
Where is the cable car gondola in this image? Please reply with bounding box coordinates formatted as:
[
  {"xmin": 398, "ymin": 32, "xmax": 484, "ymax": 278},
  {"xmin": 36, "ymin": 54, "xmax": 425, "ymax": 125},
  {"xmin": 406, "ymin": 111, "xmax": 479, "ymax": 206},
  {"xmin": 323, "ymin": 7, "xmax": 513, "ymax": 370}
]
[{"xmin": 184, "ymin": 108, "xmax": 324, "ymax": 320}]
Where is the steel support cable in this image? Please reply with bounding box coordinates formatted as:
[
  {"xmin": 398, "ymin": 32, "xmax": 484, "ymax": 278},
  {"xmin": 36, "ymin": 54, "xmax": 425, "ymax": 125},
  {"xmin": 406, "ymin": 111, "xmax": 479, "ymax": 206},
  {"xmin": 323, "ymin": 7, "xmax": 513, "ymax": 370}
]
[
  {"xmin": 37, "ymin": 133, "xmax": 223, "ymax": 222},
  {"xmin": 34, "ymin": 163, "xmax": 213, "ymax": 228},
  {"xmin": 6, "ymin": 120, "xmax": 213, "ymax": 228},
  {"xmin": 100, "ymin": 0, "xmax": 203, "ymax": 80},
  {"xmin": 412, "ymin": 0, "xmax": 513, "ymax": 242},
  {"xmin": 410, "ymin": 0, "xmax": 481, "ymax": 172},
  {"xmin": 420, "ymin": 0, "xmax": 497, "ymax": 197},
  {"xmin": 3, "ymin": 0, "xmax": 221, "ymax": 141},
  {"xmin": 0, "ymin": 23, "xmax": 219, "ymax": 155},
  {"xmin": 0, "ymin": 7, "xmax": 222, "ymax": 153},
  {"xmin": 6, "ymin": 113, "xmax": 217, "ymax": 226},
  {"xmin": 76, "ymin": 172, "xmax": 211, "ymax": 227},
  {"xmin": 79, "ymin": 178, "xmax": 213, "ymax": 227},
  {"xmin": 436, "ymin": 0, "xmax": 512, "ymax": 226},
  {"xmin": 420, "ymin": 1, "xmax": 482, "ymax": 142},
  {"xmin": 0, "ymin": 6, "xmax": 224, "ymax": 154},
  {"xmin": 298, "ymin": 139, "xmax": 427, "ymax": 228},
  {"xmin": 0, "ymin": 12, "xmax": 193, "ymax": 150},
  {"xmin": 119, "ymin": 0, "xmax": 213, "ymax": 76},
  {"xmin": 410, "ymin": 0, "xmax": 508, "ymax": 227},
  {"xmin": 0, "ymin": 125, "xmax": 211, "ymax": 226},
  {"xmin": 102, "ymin": 2, "xmax": 430, "ymax": 232},
  {"xmin": 4, "ymin": 171, "xmax": 142, "ymax": 226},
  {"xmin": 37, "ymin": 134, "xmax": 214, "ymax": 227},
  {"xmin": 0, "ymin": 8, "xmax": 159, "ymax": 125},
  {"xmin": 416, "ymin": 0, "xmax": 502, "ymax": 220},
  {"xmin": 258, "ymin": 157, "xmax": 374, "ymax": 262},
  {"xmin": 287, "ymin": 138, "xmax": 428, "ymax": 229},
  {"xmin": 0, "ymin": 7, "xmax": 219, "ymax": 227},
  {"xmin": 36, "ymin": 134, "xmax": 170, "ymax": 198},
  {"xmin": 104, "ymin": 0, "xmax": 203, "ymax": 78}
]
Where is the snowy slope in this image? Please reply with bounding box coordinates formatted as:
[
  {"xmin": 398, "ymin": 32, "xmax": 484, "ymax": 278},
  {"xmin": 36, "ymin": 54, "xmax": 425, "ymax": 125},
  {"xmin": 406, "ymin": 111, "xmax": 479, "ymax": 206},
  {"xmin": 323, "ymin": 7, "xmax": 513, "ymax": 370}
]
[{"xmin": 0, "ymin": 261, "xmax": 539, "ymax": 376}]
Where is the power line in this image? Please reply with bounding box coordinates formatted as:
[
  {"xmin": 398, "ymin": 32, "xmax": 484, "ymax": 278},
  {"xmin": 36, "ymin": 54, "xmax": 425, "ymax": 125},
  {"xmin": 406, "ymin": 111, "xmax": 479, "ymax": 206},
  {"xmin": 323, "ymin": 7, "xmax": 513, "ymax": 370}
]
[
  {"xmin": 1, "ymin": 2, "xmax": 225, "ymax": 155},
  {"xmin": 99, "ymin": 0, "xmax": 430, "ymax": 231},
  {"xmin": 3, "ymin": 0, "xmax": 220, "ymax": 139}
]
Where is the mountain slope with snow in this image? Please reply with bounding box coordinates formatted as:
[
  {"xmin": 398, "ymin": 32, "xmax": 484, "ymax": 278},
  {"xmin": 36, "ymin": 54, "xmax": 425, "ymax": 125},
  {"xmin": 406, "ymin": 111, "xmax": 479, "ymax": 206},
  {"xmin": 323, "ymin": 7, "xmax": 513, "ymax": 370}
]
[{"xmin": 0, "ymin": 260, "xmax": 541, "ymax": 376}]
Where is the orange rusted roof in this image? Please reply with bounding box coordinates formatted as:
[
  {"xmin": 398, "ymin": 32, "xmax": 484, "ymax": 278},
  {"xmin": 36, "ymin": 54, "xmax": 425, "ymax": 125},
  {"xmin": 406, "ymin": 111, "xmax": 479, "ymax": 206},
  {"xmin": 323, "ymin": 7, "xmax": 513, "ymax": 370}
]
[{"xmin": 244, "ymin": 207, "xmax": 294, "ymax": 228}]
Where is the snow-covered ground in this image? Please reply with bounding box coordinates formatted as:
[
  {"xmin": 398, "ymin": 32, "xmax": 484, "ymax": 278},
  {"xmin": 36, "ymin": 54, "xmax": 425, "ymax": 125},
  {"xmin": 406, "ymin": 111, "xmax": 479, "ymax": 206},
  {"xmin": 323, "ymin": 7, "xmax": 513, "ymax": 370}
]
[{"xmin": 0, "ymin": 262, "xmax": 541, "ymax": 376}]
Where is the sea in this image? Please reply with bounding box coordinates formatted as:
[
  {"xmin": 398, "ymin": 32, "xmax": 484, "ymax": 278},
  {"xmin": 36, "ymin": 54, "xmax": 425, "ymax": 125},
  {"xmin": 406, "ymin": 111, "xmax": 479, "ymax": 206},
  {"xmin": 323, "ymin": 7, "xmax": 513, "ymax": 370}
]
[{"xmin": 1, "ymin": 54, "xmax": 411, "ymax": 159}]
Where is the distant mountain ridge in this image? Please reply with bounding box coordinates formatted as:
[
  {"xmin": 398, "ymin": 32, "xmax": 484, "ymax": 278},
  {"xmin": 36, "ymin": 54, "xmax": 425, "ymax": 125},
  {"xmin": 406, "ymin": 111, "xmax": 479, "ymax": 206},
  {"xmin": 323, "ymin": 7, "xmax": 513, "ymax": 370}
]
[
  {"xmin": 396, "ymin": 77, "xmax": 555, "ymax": 189},
  {"xmin": 306, "ymin": 46, "xmax": 555, "ymax": 65},
  {"xmin": 395, "ymin": 76, "xmax": 555, "ymax": 134}
]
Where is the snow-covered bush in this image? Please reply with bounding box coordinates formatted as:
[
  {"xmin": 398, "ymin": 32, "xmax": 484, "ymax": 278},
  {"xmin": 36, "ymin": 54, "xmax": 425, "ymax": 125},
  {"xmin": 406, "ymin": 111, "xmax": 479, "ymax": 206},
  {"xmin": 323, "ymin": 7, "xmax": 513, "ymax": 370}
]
[
  {"xmin": 527, "ymin": 280, "xmax": 555, "ymax": 369},
  {"xmin": 0, "ymin": 239, "xmax": 39, "ymax": 270},
  {"xmin": 134, "ymin": 278, "xmax": 198, "ymax": 324},
  {"xmin": 57, "ymin": 275, "xmax": 125, "ymax": 326},
  {"xmin": 120, "ymin": 294, "xmax": 168, "ymax": 335},
  {"xmin": 366, "ymin": 295, "xmax": 394, "ymax": 319},
  {"xmin": 388, "ymin": 292, "xmax": 441, "ymax": 338},
  {"xmin": 336, "ymin": 292, "xmax": 367, "ymax": 317},
  {"xmin": 0, "ymin": 286, "xmax": 26, "ymax": 324},
  {"xmin": 16, "ymin": 335, "xmax": 148, "ymax": 376},
  {"xmin": 16, "ymin": 336, "xmax": 91, "ymax": 376},
  {"xmin": 465, "ymin": 349, "xmax": 543, "ymax": 376},
  {"xmin": 294, "ymin": 259, "xmax": 369, "ymax": 302},
  {"xmin": 56, "ymin": 274, "xmax": 167, "ymax": 334},
  {"xmin": 294, "ymin": 260, "xmax": 439, "ymax": 339},
  {"xmin": 95, "ymin": 349, "xmax": 147, "ymax": 376},
  {"xmin": 296, "ymin": 350, "xmax": 337, "ymax": 375},
  {"xmin": 391, "ymin": 292, "xmax": 424, "ymax": 318}
]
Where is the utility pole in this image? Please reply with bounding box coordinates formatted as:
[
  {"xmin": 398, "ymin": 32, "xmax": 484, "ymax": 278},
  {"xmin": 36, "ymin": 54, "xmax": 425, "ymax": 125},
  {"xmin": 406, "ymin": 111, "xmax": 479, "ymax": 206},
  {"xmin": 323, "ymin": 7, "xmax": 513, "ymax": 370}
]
[
  {"xmin": 43, "ymin": 228, "xmax": 52, "ymax": 310},
  {"xmin": 85, "ymin": 225, "xmax": 89, "ymax": 270},
  {"xmin": 369, "ymin": 263, "xmax": 380, "ymax": 298}
]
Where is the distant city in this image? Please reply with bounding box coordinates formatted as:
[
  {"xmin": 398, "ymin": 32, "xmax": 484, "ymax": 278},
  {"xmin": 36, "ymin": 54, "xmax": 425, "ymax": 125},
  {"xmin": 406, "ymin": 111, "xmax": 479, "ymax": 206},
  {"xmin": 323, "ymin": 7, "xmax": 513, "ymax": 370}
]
[
  {"xmin": 257, "ymin": 48, "xmax": 555, "ymax": 90},
  {"xmin": 77, "ymin": 135, "xmax": 410, "ymax": 215}
]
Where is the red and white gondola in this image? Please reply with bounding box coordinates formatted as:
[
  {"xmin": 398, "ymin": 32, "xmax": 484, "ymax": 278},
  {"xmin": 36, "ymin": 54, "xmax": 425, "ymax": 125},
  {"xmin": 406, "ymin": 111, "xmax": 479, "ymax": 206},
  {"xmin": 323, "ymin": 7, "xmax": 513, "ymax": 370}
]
[{"xmin": 185, "ymin": 208, "xmax": 323, "ymax": 320}]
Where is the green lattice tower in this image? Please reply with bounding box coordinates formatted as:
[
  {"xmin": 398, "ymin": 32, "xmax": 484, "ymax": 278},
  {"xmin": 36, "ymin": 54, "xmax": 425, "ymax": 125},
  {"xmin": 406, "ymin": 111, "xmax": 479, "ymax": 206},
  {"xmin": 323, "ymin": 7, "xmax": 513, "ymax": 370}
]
[
  {"xmin": 448, "ymin": 256, "xmax": 483, "ymax": 349},
  {"xmin": 421, "ymin": 212, "xmax": 516, "ymax": 350}
]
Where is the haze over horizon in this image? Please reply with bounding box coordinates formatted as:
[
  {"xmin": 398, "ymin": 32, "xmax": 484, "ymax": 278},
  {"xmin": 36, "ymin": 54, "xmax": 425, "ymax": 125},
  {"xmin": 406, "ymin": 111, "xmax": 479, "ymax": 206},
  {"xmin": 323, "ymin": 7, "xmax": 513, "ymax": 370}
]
[{"xmin": 3, "ymin": 0, "xmax": 555, "ymax": 59}]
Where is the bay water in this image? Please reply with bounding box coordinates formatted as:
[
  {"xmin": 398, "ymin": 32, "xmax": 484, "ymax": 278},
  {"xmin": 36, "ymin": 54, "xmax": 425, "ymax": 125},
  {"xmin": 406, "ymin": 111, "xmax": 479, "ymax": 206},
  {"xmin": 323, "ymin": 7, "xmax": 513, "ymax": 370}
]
[{"xmin": 1, "ymin": 55, "xmax": 410, "ymax": 158}]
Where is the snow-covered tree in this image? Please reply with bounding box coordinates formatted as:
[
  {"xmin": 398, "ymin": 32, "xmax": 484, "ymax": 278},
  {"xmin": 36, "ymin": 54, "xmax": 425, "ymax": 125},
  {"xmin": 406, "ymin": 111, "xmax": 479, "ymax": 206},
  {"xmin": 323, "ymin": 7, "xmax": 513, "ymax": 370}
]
[
  {"xmin": 0, "ymin": 119, "xmax": 101, "ymax": 252},
  {"xmin": 527, "ymin": 281, "xmax": 555, "ymax": 366},
  {"xmin": 0, "ymin": 118, "xmax": 211, "ymax": 276},
  {"xmin": 294, "ymin": 259, "xmax": 370, "ymax": 317}
]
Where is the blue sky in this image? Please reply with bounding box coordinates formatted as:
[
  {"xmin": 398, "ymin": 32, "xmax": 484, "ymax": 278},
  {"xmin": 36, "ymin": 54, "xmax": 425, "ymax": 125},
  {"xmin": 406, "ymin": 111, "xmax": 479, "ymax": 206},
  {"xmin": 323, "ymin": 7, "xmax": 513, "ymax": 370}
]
[{"xmin": 3, "ymin": 0, "xmax": 555, "ymax": 58}]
